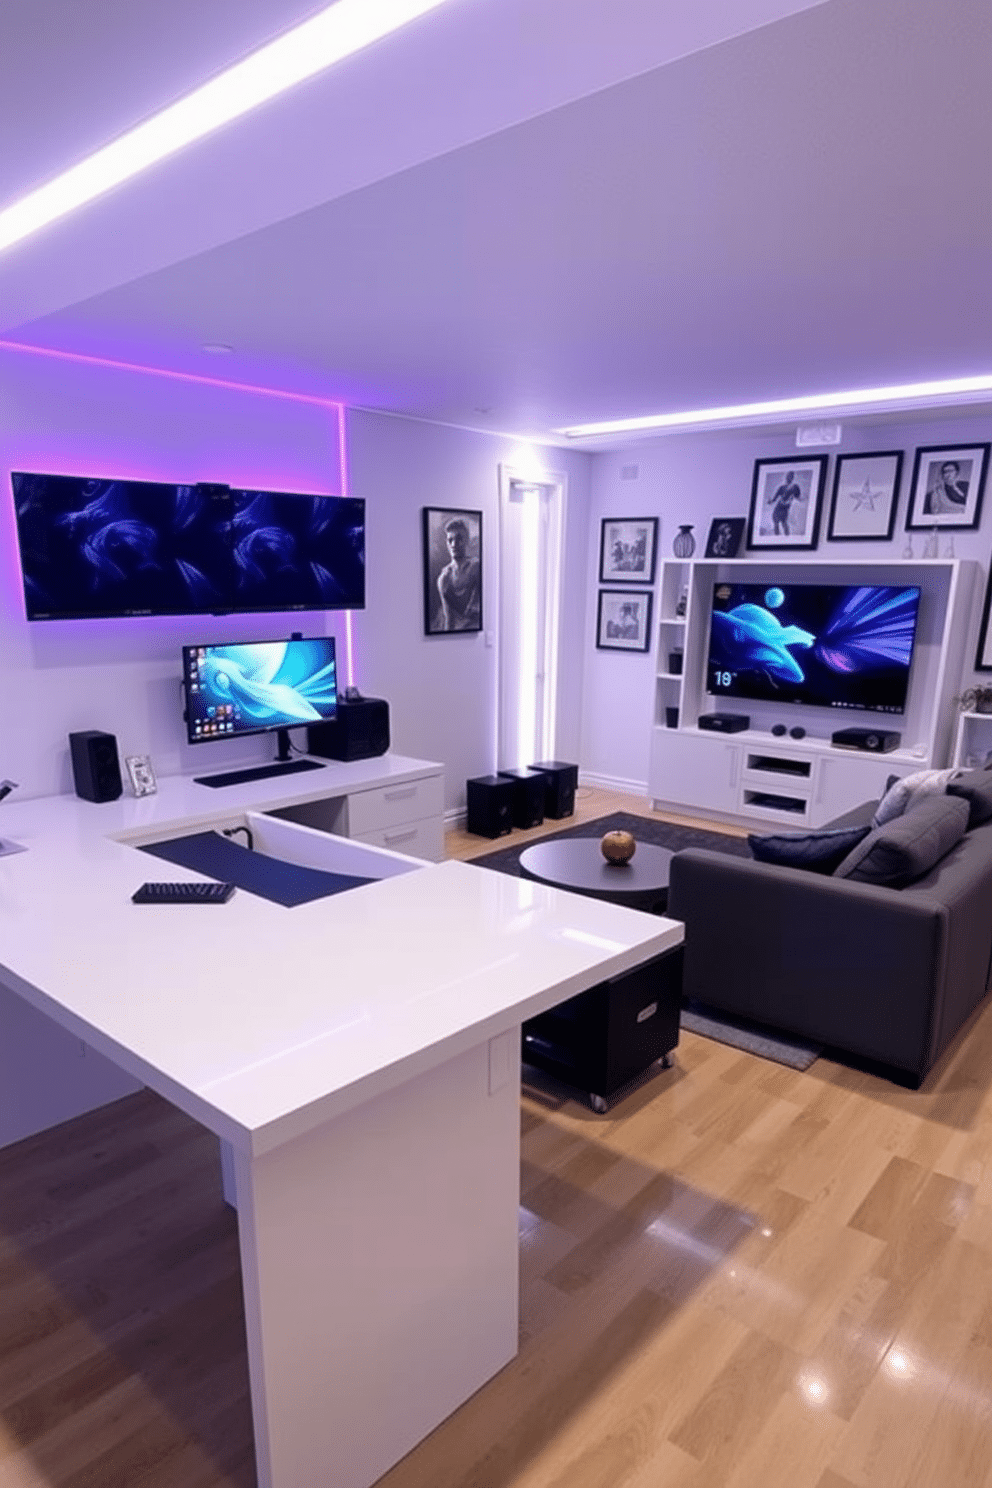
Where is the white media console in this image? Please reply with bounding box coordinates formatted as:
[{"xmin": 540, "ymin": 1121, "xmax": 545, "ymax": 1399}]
[{"xmin": 650, "ymin": 558, "xmax": 978, "ymax": 829}]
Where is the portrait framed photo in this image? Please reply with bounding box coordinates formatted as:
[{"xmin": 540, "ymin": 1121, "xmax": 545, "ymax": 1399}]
[
  {"xmin": 827, "ymin": 451, "xmax": 903, "ymax": 541},
  {"xmin": 904, "ymin": 443, "xmax": 990, "ymax": 530},
  {"xmin": 125, "ymin": 754, "xmax": 157, "ymax": 798},
  {"xmin": 596, "ymin": 589, "xmax": 653, "ymax": 652},
  {"xmin": 422, "ymin": 507, "xmax": 482, "ymax": 635},
  {"xmin": 704, "ymin": 516, "xmax": 746, "ymax": 558},
  {"xmin": 598, "ymin": 517, "xmax": 658, "ymax": 584},
  {"xmin": 746, "ymin": 455, "xmax": 828, "ymax": 551}
]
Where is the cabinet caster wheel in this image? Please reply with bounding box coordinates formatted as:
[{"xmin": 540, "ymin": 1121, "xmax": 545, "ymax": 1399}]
[{"xmin": 589, "ymin": 1094, "xmax": 608, "ymax": 1114}]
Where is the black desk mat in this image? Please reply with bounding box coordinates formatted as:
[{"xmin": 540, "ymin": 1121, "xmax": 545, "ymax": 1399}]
[{"xmin": 141, "ymin": 831, "xmax": 376, "ymax": 907}]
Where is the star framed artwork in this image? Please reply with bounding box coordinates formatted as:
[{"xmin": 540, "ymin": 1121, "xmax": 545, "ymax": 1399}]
[{"xmin": 826, "ymin": 451, "xmax": 904, "ymax": 541}]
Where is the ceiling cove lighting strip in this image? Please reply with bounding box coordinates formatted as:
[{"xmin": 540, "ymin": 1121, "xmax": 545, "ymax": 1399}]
[
  {"xmin": 0, "ymin": 338, "xmax": 357, "ymax": 688},
  {"xmin": 0, "ymin": 0, "xmax": 450, "ymax": 254},
  {"xmin": 559, "ymin": 375, "xmax": 992, "ymax": 439}
]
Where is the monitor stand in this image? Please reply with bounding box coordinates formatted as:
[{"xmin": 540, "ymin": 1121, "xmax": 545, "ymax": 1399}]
[{"xmin": 193, "ymin": 729, "xmax": 326, "ymax": 789}]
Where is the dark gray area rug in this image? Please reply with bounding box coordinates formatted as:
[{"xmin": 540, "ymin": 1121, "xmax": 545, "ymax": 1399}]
[
  {"xmin": 470, "ymin": 811, "xmax": 821, "ymax": 1071},
  {"xmin": 467, "ymin": 811, "xmax": 752, "ymax": 873}
]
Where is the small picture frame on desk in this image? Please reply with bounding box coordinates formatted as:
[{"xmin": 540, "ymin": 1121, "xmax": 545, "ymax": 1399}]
[{"xmin": 125, "ymin": 754, "xmax": 157, "ymax": 797}]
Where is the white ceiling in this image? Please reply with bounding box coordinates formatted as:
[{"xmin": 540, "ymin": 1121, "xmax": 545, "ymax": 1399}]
[{"xmin": 1, "ymin": 0, "xmax": 990, "ymax": 448}]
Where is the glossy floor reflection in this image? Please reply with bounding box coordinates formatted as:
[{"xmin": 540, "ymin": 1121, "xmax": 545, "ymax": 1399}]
[{"xmin": 380, "ymin": 1000, "xmax": 992, "ymax": 1488}]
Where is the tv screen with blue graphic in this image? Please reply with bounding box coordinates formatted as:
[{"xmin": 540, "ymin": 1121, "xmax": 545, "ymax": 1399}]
[
  {"xmin": 706, "ymin": 582, "xmax": 921, "ymax": 714},
  {"xmin": 182, "ymin": 637, "xmax": 337, "ymax": 745},
  {"xmin": 11, "ymin": 472, "xmax": 365, "ymax": 619}
]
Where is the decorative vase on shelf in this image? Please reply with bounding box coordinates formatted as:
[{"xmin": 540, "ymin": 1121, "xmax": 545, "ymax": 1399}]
[{"xmin": 672, "ymin": 524, "xmax": 696, "ymax": 558}]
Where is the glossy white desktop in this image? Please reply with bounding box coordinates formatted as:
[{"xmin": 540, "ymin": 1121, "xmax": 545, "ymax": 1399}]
[{"xmin": 0, "ymin": 757, "xmax": 683, "ymax": 1488}]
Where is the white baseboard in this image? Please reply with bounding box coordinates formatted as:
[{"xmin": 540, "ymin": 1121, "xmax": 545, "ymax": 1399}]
[{"xmin": 577, "ymin": 770, "xmax": 649, "ymax": 797}]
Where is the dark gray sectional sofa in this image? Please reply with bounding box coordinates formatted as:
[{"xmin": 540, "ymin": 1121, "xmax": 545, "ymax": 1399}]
[{"xmin": 667, "ymin": 774, "xmax": 992, "ymax": 1086}]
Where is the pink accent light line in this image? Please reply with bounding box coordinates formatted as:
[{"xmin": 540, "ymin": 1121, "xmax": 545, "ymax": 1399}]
[
  {"xmin": 0, "ymin": 337, "xmax": 358, "ymax": 685},
  {"xmin": 336, "ymin": 401, "xmax": 356, "ymax": 689},
  {"xmin": 0, "ymin": 338, "xmax": 343, "ymax": 410}
]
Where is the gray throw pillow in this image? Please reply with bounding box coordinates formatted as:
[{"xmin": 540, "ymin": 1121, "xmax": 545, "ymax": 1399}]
[
  {"xmin": 834, "ymin": 794, "xmax": 970, "ymax": 886},
  {"xmin": 748, "ymin": 824, "xmax": 871, "ymax": 875},
  {"xmin": 871, "ymin": 768, "xmax": 958, "ymax": 826},
  {"xmin": 947, "ymin": 768, "xmax": 992, "ymax": 827}
]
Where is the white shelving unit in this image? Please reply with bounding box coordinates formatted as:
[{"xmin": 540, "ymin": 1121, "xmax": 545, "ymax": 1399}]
[
  {"xmin": 650, "ymin": 557, "xmax": 978, "ymax": 829},
  {"xmin": 952, "ymin": 710, "xmax": 992, "ymax": 769},
  {"xmin": 654, "ymin": 561, "xmax": 690, "ymax": 729}
]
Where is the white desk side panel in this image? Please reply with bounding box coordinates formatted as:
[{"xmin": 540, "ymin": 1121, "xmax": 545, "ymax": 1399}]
[{"xmin": 235, "ymin": 1036, "xmax": 521, "ymax": 1488}]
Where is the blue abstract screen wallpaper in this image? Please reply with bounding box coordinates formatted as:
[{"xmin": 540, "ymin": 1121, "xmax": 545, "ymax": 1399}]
[
  {"xmin": 183, "ymin": 639, "xmax": 338, "ymax": 742},
  {"xmin": 11, "ymin": 473, "xmax": 365, "ymax": 619},
  {"xmin": 706, "ymin": 583, "xmax": 921, "ymax": 713}
]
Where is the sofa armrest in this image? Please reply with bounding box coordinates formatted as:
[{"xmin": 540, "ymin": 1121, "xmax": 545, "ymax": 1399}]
[{"xmin": 667, "ymin": 849, "xmax": 947, "ymax": 1077}]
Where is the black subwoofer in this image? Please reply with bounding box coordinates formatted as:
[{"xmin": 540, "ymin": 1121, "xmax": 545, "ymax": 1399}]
[
  {"xmin": 307, "ymin": 698, "xmax": 390, "ymax": 762},
  {"xmin": 69, "ymin": 730, "xmax": 123, "ymax": 802}
]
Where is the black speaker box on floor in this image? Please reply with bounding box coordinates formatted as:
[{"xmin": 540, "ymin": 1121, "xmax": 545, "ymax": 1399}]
[
  {"xmin": 69, "ymin": 730, "xmax": 123, "ymax": 802},
  {"xmin": 530, "ymin": 760, "xmax": 578, "ymax": 819},
  {"xmin": 466, "ymin": 775, "xmax": 515, "ymax": 838},
  {"xmin": 307, "ymin": 698, "xmax": 390, "ymax": 761},
  {"xmin": 498, "ymin": 768, "xmax": 546, "ymax": 829}
]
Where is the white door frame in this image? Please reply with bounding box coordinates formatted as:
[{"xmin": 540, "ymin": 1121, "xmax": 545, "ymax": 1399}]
[{"xmin": 497, "ymin": 463, "xmax": 568, "ymax": 772}]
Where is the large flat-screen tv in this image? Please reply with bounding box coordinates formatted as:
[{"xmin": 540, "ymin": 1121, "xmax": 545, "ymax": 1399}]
[
  {"xmin": 706, "ymin": 582, "xmax": 921, "ymax": 715},
  {"xmin": 10, "ymin": 472, "xmax": 365, "ymax": 619},
  {"xmin": 182, "ymin": 636, "xmax": 338, "ymax": 746}
]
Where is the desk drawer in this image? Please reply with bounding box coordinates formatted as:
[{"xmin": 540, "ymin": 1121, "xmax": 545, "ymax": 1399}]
[
  {"xmin": 347, "ymin": 774, "xmax": 443, "ymax": 835},
  {"xmin": 354, "ymin": 817, "xmax": 444, "ymax": 863}
]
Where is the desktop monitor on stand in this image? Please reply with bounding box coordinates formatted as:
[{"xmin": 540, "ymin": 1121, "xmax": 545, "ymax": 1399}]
[{"xmin": 182, "ymin": 636, "xmax": 338, "ymax": 788}]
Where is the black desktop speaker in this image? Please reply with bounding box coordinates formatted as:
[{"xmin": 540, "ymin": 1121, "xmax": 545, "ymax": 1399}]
[
  {"xmin": 831, "ymin": 726, "xmax": 901, "ymax": 753},
  {"xmin": 69, "ymin": 730, "xmax": 123, "ymax": 802},
  {"xmin": 307, "ymin": 698, "xmax": 390, "ymax": 762}
]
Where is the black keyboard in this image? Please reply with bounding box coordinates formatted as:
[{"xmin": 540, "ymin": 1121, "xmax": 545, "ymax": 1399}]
[
  {"xmin": 132, "ymin": 881, "xmax": 236, "ymax": 904},
  {"xmin": 194, "ymin": 759, "xmax": 325, "ymax": 789}
]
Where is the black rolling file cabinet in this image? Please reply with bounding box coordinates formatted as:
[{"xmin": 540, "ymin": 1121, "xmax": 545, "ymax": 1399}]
[
  {"xmin": 497, "ymin": 768, "xmax": 546, "ymax": 829},
  {"xmin": 529, "ymin": 760, "xmax": 578, "ymax": 819},
  {"xmin": 522, "ymin": 947, "xmax": 683, "ymax": 1112},
  {"xmin": 466, "ymin": 774, "xmax": 516, "ymax": 838}
]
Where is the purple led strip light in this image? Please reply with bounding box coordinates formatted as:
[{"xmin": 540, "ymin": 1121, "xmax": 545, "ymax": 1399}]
[{"xmin": 0, "ymin": 339, "xmax": 357, "ymax": 685}]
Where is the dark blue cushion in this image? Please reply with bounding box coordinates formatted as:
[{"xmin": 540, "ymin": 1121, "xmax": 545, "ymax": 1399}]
[{"xmin": 748, "ymin": 824, "xmax": 871, "ymax": 875}]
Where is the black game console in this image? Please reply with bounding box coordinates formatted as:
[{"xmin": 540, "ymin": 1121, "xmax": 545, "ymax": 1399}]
[
  {"xmin": 698, "ymin": 713, "xmax": 750, "ymax": 734},
  {"xmin": 831, "ymin": 726, "xmax": 901, "ymax": 753}
]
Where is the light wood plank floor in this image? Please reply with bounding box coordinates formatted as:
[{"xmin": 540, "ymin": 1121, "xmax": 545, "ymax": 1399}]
[{"xmin": 2, "ymin": 787, "xmax": 991, "ymax": 1487}]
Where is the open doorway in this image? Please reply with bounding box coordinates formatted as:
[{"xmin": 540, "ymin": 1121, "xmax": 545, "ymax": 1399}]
[{"xmin": 497, "ymin": 464, "xmax": 567, "ymax": 771}]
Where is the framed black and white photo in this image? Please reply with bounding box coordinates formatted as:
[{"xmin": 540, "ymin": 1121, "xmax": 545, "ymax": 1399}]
[
  {"xmin": 746, "ymin": 456, "xmax": 828, "ymax": 551},
  {"xmin": 422, "ymin": 507, "xmax": 482, "ymax": 634},
  {"xmin": 704, "ymin": 516, "xmax": 746, "ymax": 558},
  {"xmin": 827, "ymin": 451, "xmax": 903, "ymax": 541},
  {"xmin": 598, "ymin": 517, "xmax": 658, "ymax": 584},
  {"xmin": 596, "ymin": 589, "xmax": 653, "ymax": 652},
  {"xmin": 904, "ymin": 443, "xmax": 990, "ymax": 530},
  {"xmin": 125, "ymin": 754, "xmax": 157, "ymax": 797}
]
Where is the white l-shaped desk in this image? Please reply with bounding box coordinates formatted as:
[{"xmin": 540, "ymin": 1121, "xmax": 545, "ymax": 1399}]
[{"xmin": 0, "ymin": 755, "xmax": 683, "ymax": 1488}]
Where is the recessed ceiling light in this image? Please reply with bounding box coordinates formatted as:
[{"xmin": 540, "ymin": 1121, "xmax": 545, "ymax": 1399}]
[
  {"xmin": 560, "ymin": 374, "xmax": 992, "ymax": 439},
  {"xmin": 201, "ymin": 342, "xmax": 235, "ymax": 355},
  {"xmin": 0, "ymin": 0, "xmax": 450, "ymax": 254}
]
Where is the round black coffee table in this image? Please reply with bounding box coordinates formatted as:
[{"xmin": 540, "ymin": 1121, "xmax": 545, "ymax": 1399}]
[{"xmin": 518, "ymin": 838, "xmax": 673, "ymax": 914}]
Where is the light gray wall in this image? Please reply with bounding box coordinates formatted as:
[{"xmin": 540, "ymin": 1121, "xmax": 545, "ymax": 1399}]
[
  {"xmin": 0, "ymin": 346, "xmax": 592, "ymax": 812},
  {"xmin": 580, "ymin": 412, "xmax": 992, "ymax": 792},
  {"xmin": 0, "ymin": 345, "xmax": 348, "ymax": 799},
  {"xmin": 346, "ymin": 409, "xmax": 592, "ymax": 812}
]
